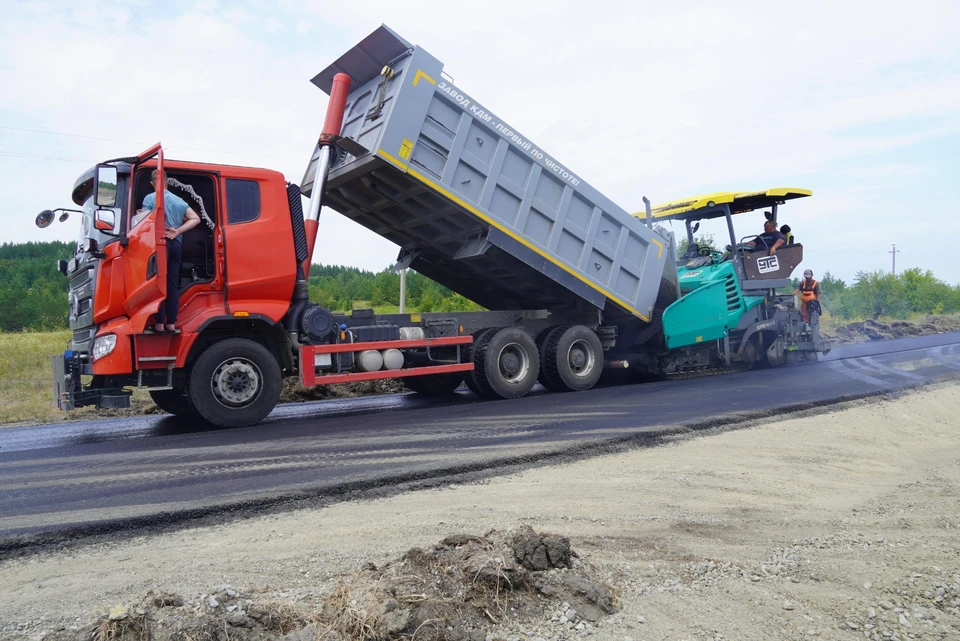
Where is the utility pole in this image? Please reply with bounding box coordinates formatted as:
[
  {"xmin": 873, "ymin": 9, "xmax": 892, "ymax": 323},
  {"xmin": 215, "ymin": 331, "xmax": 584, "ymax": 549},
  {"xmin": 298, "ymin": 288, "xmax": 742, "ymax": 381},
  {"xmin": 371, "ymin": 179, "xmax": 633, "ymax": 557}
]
[
  {"xmin": 889, "ymin": 244, "xmax": 900, "ymax": 275},
  {"xmin": 399, "ymin": 268, "xmax": 407, "ymax": 313}
]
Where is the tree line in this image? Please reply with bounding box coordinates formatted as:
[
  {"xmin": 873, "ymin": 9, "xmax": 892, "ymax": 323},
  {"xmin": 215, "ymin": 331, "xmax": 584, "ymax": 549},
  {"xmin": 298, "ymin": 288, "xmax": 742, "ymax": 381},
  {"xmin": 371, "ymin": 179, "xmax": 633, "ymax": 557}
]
[
  {"xmin": 807, "ymin": 269, "xmax": 960, "ymax": 320},
  {"xmin": 1, "ymin": 241, "xmax": 957, "ymax": 333},
  {"xmin": 0, "ymin": 241, "xmax": 480, "ymax": 333}
]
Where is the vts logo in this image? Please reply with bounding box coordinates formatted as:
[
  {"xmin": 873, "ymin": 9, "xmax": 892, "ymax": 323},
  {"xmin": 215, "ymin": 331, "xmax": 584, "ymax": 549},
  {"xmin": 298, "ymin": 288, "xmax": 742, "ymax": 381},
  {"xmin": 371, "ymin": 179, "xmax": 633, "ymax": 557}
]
[{"xmin": 757, "ymin": 255, "xmax": 780, "ymax": 274}]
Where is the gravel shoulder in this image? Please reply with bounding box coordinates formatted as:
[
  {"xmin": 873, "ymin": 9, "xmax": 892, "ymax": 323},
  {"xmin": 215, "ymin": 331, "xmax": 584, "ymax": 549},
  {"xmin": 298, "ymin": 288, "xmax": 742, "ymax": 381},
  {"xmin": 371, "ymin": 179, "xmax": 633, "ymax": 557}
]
[{"xmin": 2, "ymin": 383, "xmax": 959, "ymax": 640}]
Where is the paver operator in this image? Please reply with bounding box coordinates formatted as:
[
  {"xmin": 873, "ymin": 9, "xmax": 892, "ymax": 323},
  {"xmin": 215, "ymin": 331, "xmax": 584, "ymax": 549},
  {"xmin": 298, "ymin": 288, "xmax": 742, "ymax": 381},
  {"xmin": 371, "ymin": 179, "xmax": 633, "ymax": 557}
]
[{"xmin": 745, "ymin": 219, "xmax": 786, "ymax": 256}]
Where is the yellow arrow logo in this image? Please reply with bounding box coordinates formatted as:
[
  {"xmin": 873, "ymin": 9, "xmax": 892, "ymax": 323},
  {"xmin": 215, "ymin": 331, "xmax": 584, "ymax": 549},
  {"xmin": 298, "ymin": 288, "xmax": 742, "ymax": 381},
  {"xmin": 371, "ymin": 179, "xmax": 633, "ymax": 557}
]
[{"xmin": 413, "ymin": 70, "xmax": 436, "ymax": 86}]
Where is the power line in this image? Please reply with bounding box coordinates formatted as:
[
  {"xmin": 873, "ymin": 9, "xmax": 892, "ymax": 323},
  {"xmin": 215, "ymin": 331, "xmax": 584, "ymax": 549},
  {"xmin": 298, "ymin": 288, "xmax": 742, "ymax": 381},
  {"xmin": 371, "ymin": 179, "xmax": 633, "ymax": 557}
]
[
  {"xmin": 0, "ymin": 150, "xmax": 96, "ymax": 163},
  {"xmin": 1, "ymin": 124, "xmax": 301, "ymax": 162},
  {"xmin": 0, "ymin": 125, "xmax": 145, "ymax": 146}
]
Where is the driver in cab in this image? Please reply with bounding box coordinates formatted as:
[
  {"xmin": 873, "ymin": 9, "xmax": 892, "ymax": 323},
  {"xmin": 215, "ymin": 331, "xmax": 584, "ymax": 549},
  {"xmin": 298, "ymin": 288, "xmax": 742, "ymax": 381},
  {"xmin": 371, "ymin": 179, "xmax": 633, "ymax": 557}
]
[
  {"xmin": 745, "ymin": 220, "xmax": 786, "ymax": 256},
  {"xmin": 141, "ymin": 170, "xmax": 201, "ymax": 333}
]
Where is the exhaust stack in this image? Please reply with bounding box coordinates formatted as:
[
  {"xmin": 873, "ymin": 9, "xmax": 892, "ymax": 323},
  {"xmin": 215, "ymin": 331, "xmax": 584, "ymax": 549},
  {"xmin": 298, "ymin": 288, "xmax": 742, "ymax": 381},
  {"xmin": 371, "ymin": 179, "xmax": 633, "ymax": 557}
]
[{"xmin": 303, "ymin": 72, "xmax": 351, "ymax": 277}]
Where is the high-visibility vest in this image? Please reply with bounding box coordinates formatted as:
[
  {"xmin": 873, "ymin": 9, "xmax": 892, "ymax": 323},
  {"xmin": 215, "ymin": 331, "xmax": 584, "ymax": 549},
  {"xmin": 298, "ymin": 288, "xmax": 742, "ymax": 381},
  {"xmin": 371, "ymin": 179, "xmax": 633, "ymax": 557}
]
[
  {"xmin": 784, "ymin": 231, "xmax": 794, "ymax": 244},
  {"xmin": 800, "ymin": 279, "xmax": 818, "ymax": 303}
]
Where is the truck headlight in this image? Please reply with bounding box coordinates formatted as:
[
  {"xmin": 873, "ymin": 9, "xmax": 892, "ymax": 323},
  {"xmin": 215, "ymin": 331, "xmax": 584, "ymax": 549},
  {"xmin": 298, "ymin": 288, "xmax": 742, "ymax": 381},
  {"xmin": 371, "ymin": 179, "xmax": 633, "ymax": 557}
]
[{"xmin": 92, "ymin": 333, "xmax": 117, "ymax": 361}]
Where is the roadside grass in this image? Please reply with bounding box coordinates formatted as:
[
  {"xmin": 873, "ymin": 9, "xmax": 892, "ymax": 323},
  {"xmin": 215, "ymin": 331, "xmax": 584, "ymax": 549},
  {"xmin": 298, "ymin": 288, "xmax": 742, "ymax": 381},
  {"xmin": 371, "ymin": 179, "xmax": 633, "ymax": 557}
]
[
  {"xmin": 0, "ymin": 330, "xmax": 152, "ymax": 427},
  {"xmin": 0, "ymin": 330, "xmax": 73, "ymax": 425}
]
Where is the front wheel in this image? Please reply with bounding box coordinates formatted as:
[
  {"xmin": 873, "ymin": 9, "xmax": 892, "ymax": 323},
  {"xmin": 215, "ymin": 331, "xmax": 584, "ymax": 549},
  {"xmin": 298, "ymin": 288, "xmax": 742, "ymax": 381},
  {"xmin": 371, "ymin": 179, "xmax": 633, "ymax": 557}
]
[{"xmin": 188, "ymin": 338, "xmax": 282, "ymax": 427}]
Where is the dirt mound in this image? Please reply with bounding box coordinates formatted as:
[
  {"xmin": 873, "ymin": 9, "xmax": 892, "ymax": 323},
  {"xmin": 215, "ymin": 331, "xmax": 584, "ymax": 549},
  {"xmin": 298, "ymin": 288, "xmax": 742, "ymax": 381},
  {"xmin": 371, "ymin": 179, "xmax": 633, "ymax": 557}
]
[
  {"xmin": 824, "ymin": 313, "xmax": 960, "ymax": 345},
  {"xmin": 50, "ymin": 528, "xmax": 615, "ymax": 641},
  {"xmin": 305, "ymin": 526, "xmax": 614, "ymax": 641}
]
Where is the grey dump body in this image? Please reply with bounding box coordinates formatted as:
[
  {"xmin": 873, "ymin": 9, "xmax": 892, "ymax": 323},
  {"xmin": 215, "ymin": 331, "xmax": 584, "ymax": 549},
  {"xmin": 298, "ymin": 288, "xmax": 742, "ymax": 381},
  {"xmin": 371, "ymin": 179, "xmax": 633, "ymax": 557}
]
[{"xmin": 303, "ymin": 25, "xmax": 672, "ymax": 323}]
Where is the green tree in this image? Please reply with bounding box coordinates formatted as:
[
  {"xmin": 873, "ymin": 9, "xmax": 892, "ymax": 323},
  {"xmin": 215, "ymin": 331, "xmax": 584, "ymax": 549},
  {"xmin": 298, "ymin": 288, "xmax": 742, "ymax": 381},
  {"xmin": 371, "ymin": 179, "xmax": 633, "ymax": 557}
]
[
  {"xmin": 899, "ymin": 267, "xmax": 954, "ymax": 315},
  {"xmin": 0, "ymin": 241, "xmax": 74, "ymax": 332},
  {"xmin": 676, "ymin": 233, "xmax": 719, "ymax": 258},
  {"xmin": 843, "ymin": 270, "xmax": 910, "ymax": 320}
]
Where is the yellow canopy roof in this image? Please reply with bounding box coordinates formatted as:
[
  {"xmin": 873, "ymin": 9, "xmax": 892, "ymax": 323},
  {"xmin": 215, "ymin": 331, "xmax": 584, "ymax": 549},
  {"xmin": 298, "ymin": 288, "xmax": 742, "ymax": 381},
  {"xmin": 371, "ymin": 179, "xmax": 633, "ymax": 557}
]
[{"xmin": 635, "ymin": 188, "xmax": 812, "ymax": 222}]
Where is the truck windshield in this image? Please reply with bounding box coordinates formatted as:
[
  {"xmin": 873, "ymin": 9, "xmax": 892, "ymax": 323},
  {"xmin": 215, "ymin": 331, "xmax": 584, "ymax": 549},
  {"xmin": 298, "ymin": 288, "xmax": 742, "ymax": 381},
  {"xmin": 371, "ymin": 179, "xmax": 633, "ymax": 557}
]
[{"xmin": 78, "ymin": 195, "xmax": 116, "ymax": 253}]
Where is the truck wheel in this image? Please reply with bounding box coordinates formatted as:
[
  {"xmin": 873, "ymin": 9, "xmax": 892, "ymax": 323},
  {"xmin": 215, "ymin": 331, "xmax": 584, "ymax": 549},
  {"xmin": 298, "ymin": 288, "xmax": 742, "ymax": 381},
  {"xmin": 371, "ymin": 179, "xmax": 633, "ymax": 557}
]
[
  {"xmin": 149, "ymin": 389, "xmax": 198, "ymax": 417},
  {"xmin": 475, "ymin": 327, "xmax": 539, "ymax": 399},
  {"xmin": 404, "ymin": 373, "xmax": 463, "ymax": 395},
  {"xmin": 544, "ymin": 325, "xmax": 603, "ymax": 392},
  {"xmin": 464, "ymin": 328, "xmax": 499, "ymax": 397},
  {"xmin": 536, "ymin": 326, "xmax": 566, "ymax": 391},
  {"xmin": 188, "ymin": 338, "xmax": 282, "ymax": 428}
]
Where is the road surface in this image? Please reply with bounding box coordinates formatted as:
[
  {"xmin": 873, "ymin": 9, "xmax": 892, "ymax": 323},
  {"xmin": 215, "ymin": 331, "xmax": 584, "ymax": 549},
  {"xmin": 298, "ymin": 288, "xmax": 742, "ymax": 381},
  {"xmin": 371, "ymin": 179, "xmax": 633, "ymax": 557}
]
[{"xmin": 1, "ymin": 333, "xmax": 958, "ymax": 549}]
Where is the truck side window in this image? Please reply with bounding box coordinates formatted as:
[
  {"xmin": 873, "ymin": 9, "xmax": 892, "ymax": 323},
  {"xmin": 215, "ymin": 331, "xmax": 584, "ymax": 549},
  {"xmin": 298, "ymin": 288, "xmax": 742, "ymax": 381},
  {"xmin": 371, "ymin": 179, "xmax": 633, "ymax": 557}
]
[{"xmin": 226, "ymin": 179, "xmax": 261, "ymax": 224}]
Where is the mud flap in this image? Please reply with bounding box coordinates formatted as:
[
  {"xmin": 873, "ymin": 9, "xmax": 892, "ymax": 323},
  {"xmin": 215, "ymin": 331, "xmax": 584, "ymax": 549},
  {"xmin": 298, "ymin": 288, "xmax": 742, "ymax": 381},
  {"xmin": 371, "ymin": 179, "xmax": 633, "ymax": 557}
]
[{"xmin": 51, "ymin": 352, "xmax": 77, "ymax": 410}]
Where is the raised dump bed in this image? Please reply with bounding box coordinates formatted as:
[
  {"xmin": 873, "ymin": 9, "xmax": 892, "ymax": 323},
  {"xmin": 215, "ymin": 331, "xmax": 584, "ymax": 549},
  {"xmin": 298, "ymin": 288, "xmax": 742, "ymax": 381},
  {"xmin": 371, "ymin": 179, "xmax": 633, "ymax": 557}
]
[{"xmin": 302, "ymin": 25, "xmax": 672, "ymax": 322}]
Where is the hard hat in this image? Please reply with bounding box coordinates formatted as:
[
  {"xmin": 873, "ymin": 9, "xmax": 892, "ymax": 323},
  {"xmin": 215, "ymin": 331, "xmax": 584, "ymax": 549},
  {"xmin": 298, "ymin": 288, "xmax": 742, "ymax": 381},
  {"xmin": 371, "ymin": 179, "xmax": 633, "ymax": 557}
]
[{"xmin": 803, "ymin": 269, "xmax": 813, "ymax": 278}]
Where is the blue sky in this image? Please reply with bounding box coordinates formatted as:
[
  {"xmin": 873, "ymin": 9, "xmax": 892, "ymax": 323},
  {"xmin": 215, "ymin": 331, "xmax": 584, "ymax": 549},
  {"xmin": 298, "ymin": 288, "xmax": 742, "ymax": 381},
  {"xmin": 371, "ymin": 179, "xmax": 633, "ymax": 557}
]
[{"xmin": 1, "ymin": 0, "xmax": 958, "ymax": 284}]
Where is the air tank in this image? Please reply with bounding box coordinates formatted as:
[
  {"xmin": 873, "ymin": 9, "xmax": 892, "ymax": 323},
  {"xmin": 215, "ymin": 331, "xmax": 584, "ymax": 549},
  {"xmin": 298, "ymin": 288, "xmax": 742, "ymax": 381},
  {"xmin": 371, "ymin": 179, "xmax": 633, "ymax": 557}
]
[
  {"xmin": 355, "ymin": 349, "xmax": 383, "ymax": 372},
  {"xmin": 399, "ymin": 327, "xmax": 424, "ymax": 340},
  {"xmin": 381, "ymin": 348, "xmax": 404, "ymax": 370}
]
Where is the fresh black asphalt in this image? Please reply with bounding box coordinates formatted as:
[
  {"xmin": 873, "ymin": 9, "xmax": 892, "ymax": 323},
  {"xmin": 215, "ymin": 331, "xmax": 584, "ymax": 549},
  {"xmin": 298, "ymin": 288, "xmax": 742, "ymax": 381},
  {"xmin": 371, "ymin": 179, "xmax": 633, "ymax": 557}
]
[{"xmin": 0, "ymin": 332, "xmax": 957, "ymax": 549}]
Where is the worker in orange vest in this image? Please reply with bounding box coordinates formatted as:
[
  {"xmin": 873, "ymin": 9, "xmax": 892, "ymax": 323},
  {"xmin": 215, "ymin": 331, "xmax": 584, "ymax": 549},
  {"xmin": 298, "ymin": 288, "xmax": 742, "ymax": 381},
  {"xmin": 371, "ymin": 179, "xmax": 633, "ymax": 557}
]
[{"xmin": 792, "ymin": 269, "xmax": 821, "ymax": 323}]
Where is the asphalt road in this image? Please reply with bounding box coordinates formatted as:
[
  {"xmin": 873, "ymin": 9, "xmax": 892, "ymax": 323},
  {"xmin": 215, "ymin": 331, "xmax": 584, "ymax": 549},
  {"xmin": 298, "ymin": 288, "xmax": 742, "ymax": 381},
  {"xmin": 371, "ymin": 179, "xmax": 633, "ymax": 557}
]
[{"xmin": 1, "ymin": 333, "xmax": 958, "ymax": 549}]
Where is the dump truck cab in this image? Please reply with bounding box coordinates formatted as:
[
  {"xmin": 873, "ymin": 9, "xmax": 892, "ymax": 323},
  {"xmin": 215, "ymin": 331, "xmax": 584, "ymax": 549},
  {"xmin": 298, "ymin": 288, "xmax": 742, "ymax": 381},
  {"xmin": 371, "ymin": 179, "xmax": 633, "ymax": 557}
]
[{"xmin": 43, "ymin": 143, "xmax": 302, "ymax": 416}]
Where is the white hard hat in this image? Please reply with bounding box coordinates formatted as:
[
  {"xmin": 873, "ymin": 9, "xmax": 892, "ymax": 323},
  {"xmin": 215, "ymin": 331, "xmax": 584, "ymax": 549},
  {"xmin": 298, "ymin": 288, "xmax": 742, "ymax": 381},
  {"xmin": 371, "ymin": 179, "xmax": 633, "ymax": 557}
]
[{"xmin": 803, "ymin": 269, "xmax": 813, "ymax": 278}]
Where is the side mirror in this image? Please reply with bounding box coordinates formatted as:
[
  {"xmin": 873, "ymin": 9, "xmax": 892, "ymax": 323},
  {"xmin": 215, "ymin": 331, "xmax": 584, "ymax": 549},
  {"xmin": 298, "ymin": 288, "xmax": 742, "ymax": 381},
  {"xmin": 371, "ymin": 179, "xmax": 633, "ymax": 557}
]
[
  {"xmin": 95, "ymin": 164, "xmax": 118, "ymax": 208},
  {"xmin": 36, "ymin": 209, "xmax": 55, "ymax": 228},
  {"xmin": 94, "ymin": 208, "xmax": 117, "ymax": 233}
]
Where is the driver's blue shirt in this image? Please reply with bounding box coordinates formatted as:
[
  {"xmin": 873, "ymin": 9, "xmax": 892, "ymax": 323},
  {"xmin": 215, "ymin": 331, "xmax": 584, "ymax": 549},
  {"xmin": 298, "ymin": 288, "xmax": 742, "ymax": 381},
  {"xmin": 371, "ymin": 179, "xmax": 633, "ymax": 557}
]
[
  {"xmin": 752, "ymin": 230, "xmax": 786, "ymax": 251},
  {"xmin": 142, "ymin": 190, "xmax": 189, "ymax": 242}
]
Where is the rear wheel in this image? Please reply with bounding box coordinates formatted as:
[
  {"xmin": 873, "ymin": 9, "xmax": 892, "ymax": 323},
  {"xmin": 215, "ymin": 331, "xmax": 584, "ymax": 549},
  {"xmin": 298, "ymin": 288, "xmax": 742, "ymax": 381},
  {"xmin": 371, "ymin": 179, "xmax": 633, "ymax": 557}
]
[
  {"xmin": 149, "ymin": 389, "xmax": 197, "ymax": 417},
  {"xmin": 188, "ymin": 338, "xmax": 282, "ymax": 428},
  {"xmin": 474, "ymin": 327, "xmax": 539, "ymax": 399},
  {"xmin": 535, "ymin": 326, "xmax": 565, "ymax": 391},
  {"xmin": 544, "ymin": 325, "xmax": 603, "ymax": 392},
  {"xmin": 464, "ymin": 328, "xmax": 499, "ymax": 396},
  {"xmin": 404, "ymin": 373, "xmax": 463, "ymax": 395}
]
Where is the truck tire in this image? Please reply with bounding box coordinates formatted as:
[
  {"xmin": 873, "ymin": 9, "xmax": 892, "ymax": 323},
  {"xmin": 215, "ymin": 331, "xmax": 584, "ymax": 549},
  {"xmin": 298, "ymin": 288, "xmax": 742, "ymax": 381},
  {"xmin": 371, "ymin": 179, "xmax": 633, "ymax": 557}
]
[
  {"xmin": 536, "ymin": 326, "xmax": 566, "ymax": 391},
  {"xmin": 474, "ymin": 327, "xmax": 539, "ymax": 399},
  {"xmin": 544, "ymin": 325, "xmax": 603, "ymax": 392},
  {"xmin": 404, "ymin": 373, "xmax": 463, "ymax": 395},
  {"xmin": 149, "ymin": 389, "xmax": 198, "ymax": 417},
  {"xmin": 188, "ymin": 338, "xmax": 282, "ymax": 428},
  {"xmin": 464, "ymin": 328, "xmax": 499, "ymax": 397}
]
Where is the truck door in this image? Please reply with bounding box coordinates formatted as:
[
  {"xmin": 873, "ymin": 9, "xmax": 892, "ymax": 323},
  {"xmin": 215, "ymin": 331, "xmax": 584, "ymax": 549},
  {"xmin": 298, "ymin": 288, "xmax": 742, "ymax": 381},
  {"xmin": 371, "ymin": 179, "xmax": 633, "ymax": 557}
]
[
  {"xmin": 121, "ymin": 144, "xmax": 168, "ymax": 329},
  {"xmin": 221, "ymin": 176, "xmax": 297, "ymax": 319}
]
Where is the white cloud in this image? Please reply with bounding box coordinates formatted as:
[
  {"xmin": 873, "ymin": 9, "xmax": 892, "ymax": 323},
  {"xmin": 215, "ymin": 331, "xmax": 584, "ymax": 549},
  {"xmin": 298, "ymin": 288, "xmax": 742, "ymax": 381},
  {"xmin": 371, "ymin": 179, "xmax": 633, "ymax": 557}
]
[{"xmin": 1, "ymin": 0, "xmax": 958, "ymax": 283}]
